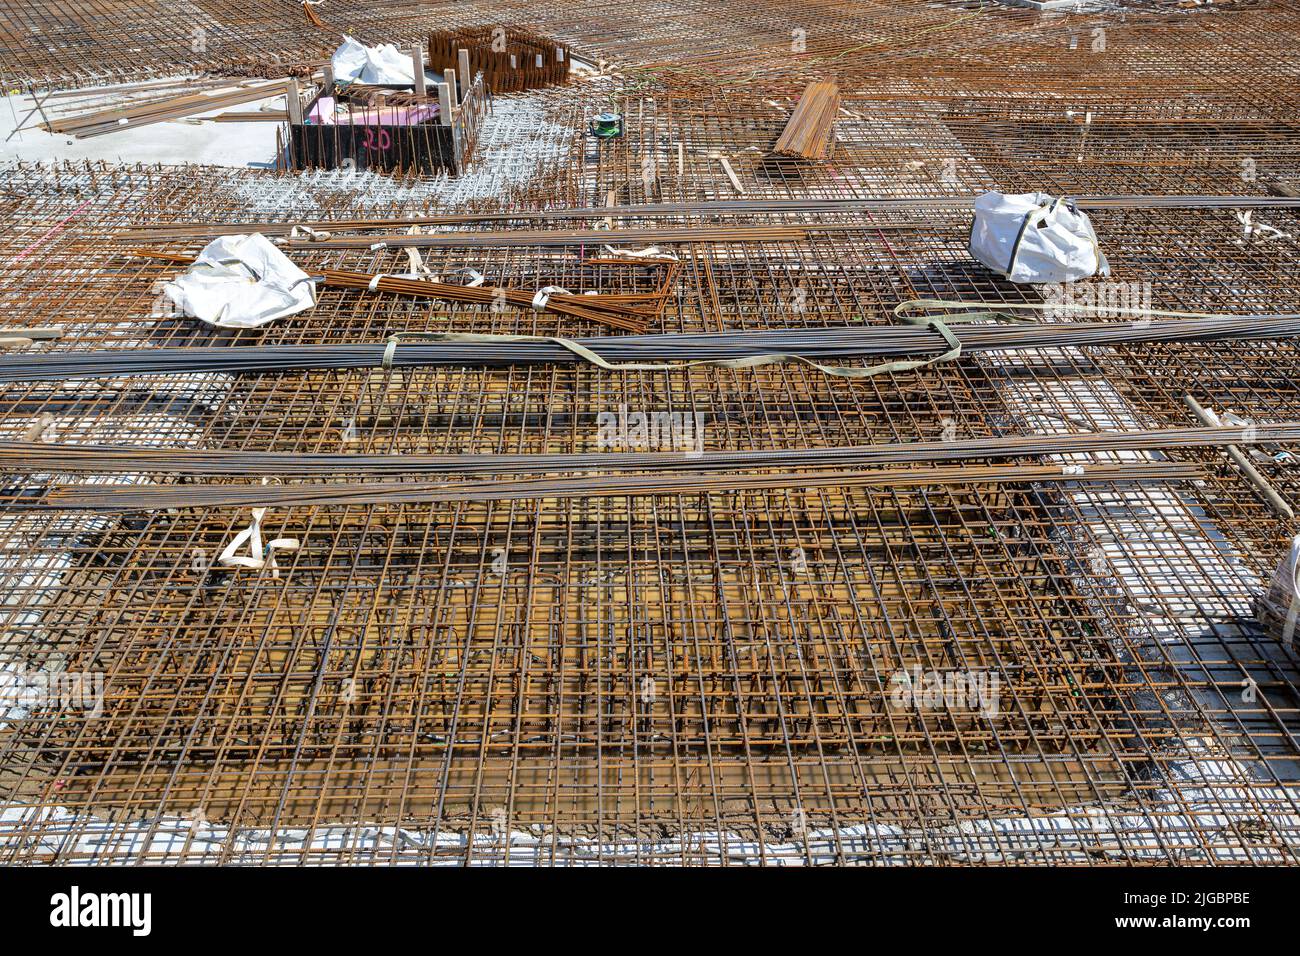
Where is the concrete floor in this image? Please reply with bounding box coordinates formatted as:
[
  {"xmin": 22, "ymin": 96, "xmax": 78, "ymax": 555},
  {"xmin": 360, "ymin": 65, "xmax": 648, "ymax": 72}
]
[{"xmin": 0, "ymin": 78, "xmax": 281, "ymax": 168}]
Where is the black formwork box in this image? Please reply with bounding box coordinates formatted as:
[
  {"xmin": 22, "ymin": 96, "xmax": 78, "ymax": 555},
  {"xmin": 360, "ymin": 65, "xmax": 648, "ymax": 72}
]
[{"xmin": 287, "ymin": 84, "xmax": 457, "ymax": 174}]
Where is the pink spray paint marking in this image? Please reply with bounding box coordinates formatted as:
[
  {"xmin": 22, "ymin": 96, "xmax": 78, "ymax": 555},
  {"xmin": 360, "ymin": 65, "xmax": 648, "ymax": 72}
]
[{"xmin": 11, "ymin": 198, "xmax": 92, "ymax": 263}]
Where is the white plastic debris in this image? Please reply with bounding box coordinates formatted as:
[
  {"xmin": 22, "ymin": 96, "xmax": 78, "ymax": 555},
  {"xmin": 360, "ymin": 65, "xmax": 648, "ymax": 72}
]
[
  {"xmin": 218, "ymin": 504, "xmax": 299, "ymax": 578},
  {"xmin": 163, "ymin": 233, "xmax": 316, "ymax": 329},
  {"xmin": 969, "ymin": 191, "xmax": 1109, "ymax": 284},
  {"xmin": 330, "ymin": 34, "xmax": 417, "ymax": 85},
  {"xmin": 1258, "ymin": 534, "xmax": 1300, "ymax": 647}
]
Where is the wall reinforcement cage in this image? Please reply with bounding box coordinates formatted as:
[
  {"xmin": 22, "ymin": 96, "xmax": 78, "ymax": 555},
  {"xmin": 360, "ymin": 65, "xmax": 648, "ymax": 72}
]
[
  {"xmin": 427, "ymin": 28, "xmax": 571, "ymax": 95},
  {"xmin": 284, "ymin": 74, "xmax": 490, "ymax": 175}
]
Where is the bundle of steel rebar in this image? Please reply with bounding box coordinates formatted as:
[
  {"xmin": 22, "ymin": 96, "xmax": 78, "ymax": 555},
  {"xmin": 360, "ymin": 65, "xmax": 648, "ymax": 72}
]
[
  {"xmin": 31, "ymin": 462, "xmax": 1203, "ymax": 510},
  {"xmin": 112, "ymin": 200, "xmax": 943, "ymax": 239},
  {"xmin": 4, "ymin": 316, "xmax": 1298, "ymax": 383},
  {"xmin": 114, "ymin": 195, "xmax": 1300, "ymax": 242},
  {"xmin": 285, "ymin": 223, "xmax": 822, "ymax": 249},
  {"xmin": 774, "ymin": 82, "xmax": 840, "ymax": 160},
  {"xmin": 322, "ymin": 268, "xmax": 657, "ymax": 331},
  {"xmin": 0, "ymin": 424, "xmax": 1292, "ymax": 476},
  {"xmin": 43, "ymin": 79, "xmax": 291, "ymax": 137},
  {"xmin": 135, "ymin": 250, "xmax": 664, "ymax": 333}
]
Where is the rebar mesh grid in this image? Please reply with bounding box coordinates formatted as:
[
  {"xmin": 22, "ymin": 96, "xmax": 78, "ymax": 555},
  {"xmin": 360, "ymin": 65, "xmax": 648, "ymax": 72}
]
[{"xmin": 1, "ymin": 0, "xmax": 1299, "ymax": 865}]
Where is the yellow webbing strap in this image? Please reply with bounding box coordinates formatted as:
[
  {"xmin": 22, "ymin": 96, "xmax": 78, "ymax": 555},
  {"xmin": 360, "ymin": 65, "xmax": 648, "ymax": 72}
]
[
  {"xmin": 380, "ymin": 296, "xmax": 1224, "ymax": 378},
  {"xmin": 381, "ymin": 320, "xmax": 964, "ymax": 379}
]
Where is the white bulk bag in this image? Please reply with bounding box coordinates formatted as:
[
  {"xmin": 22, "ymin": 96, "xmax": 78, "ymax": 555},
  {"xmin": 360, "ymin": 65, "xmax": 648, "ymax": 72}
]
[
  {"xmin": 163, "ymin": 233, "xmax": 316, "ymax": 329},
  {"xmin": 330, "ymin": 34, "xmax": 416, "ymax": 85},
  {"xmin": 1258, "ymin": 534, "xmax": 1300, "ymax": 646},
  {"xmin": 969, "ymin": 191, "xmax": 1108, "ymax": 284}
]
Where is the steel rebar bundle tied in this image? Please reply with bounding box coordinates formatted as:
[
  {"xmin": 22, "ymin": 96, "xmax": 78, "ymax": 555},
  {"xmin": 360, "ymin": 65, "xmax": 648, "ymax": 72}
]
[
  {"xmin": 5, "ymin": 315, "xmax": 1300, "ymax": 383},
  {"xmin": 1, "ymin": 424, "xmax": 1293, "ymax": 476},
  {"xmin": 134, "ymin": 250, "xmax": 672, "ymax": 333},
  {"xmin": 774, "ymin": 81, "xmax": 840, "ymax": 160},
  {"xmin": 42, "ymin": 78, "xmax": 293, "ymax": 137},
  {"xmin": 114, "ymin": 195, "xmax": 1300, "ymax": 242},
  {"xmin": 282, "ymin": 223, "xmax": 823, "ymax": 249},
  {"xmin": 32, "ymin": 462, "xmax": 1203, "ymax": 511}
]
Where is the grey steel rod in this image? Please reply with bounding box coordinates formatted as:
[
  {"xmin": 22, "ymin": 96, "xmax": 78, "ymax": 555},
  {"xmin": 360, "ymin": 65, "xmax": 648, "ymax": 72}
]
[
  {"xmin": 32, "ymin": 462, "xmax": 1203, "ymax": 511},
  {"xmin": 1182, "ymin": 394, "xmax": 1295, "ymax": 519},
  {"xmin": 0, "ymin": 424, "xmax": 1294, "ymax": 477},
  {"xmin": 116, "ymin": 194, "xmax": 1300, "ymax": 240},
  {"xmin": 3, "ymin": 317, "xmax": 1299, "ymax": 383}
]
